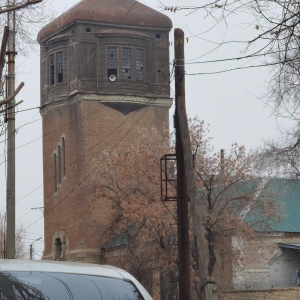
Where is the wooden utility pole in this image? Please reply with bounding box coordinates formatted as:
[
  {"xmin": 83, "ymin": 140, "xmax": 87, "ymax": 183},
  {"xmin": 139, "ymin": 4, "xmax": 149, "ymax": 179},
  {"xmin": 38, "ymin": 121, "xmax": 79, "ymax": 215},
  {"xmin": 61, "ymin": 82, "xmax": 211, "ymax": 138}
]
[
  {"xmin": 174, "ymin": 28, "xmax": 216, "ymax": 300},
  {"xmin": 0, "ymin": 26, "xmax": 9, "ymax": 81},
  {"xmin": 174, "ymin": 28, "xmax": 190, "ymax": 300},
  {"xmin": 6, "ymin": 0, "xmax": 16, "ymax": 259}
]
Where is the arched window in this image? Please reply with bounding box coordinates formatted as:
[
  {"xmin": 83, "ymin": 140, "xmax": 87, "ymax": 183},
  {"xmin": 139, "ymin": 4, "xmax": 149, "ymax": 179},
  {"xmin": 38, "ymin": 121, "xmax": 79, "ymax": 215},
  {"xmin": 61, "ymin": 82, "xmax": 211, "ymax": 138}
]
[
  {"xmin": 53, "ymin": 153, "xmax": 57, "ymax": 192},
  {"xmin": 55, "ymin": 238, "xmax": 62, "ymax": 259},
  {"xmin": 58, "ymin": 145, "xmax": 61, "ymax": 185},
  {"xmin": 62, "ymin": 137, "xmax": 66, "ymax": 177}
]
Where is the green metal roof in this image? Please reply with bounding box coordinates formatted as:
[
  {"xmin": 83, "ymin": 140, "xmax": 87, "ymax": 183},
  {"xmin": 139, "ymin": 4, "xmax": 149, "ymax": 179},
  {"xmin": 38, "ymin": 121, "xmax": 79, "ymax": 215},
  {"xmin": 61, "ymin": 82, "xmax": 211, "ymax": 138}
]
[
  {"xmin": 250, "ymin": 178, "xmax": 300, "ymax": 233},
  {"xmin": 198, "ymin": 178, "xmax": 300, "ymax": 233},
  {"xmin": 101, "ymin": 225, "xmax": 136, "ymax": 250}
]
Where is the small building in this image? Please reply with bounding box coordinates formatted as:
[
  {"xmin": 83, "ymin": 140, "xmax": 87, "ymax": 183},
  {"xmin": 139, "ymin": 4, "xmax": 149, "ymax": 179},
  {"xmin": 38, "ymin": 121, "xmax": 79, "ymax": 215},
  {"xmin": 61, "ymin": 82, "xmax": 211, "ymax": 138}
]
[{"xmin": 233, "ymin": 178, "xmax": 300, "ymax": 289}]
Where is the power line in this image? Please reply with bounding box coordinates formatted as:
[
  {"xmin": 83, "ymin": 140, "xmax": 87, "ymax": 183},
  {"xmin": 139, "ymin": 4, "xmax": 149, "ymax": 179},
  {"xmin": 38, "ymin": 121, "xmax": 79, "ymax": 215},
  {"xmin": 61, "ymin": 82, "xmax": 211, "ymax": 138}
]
[{"xmin": 186, "ymin": 58, "xmax": 295, "ymax": 75}]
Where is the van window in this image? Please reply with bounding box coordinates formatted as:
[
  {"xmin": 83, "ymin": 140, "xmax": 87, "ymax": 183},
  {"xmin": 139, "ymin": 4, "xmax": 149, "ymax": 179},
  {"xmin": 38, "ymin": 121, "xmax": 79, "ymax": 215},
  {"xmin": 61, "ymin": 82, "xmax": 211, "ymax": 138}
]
[{"xmin": 0, "ymin": 271, "xmax": 144, "ymax": 300}]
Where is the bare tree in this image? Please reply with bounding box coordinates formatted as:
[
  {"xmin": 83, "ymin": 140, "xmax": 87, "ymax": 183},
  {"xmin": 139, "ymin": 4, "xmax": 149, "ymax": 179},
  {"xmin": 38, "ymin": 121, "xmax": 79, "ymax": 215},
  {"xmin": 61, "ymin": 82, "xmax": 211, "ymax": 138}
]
[
  {"xmin": 0, "ymin": 0, "xmax": 54, "ymax": 54},
  {"xmin": 160, "ymin": 0, "xmax": 300, "ymax": 177},
  {"xmin": 89, "ymin": 129, "xmax": 174, "ymax": 270},
  {"xmin": 0, "ymin": 211, "xmax": 27, "ymax": 259},
  {"xmin": 189, "ymin": 117, "xmax": 281, "ymax": 290},
  {"xmin": 88, "ymin": 118, "xmax": 281, "ymax": 295}
]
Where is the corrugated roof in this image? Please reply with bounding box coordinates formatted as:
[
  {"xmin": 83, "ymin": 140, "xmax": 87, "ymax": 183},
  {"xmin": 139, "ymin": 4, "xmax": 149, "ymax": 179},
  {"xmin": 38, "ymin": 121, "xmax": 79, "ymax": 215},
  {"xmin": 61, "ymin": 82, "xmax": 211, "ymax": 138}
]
[
  {"xmin": 37, "ymin": 0, "xmax": 172, "ymax": 42},
  {"xmin": 101, "ymin": 225, "xmax": 136, "ymax": 250},
  {"xmin": 248, "ymin": 178, "xmax": 300, "ymax": 233},
  {"xmin": 198, "ymin": 178, "xmax": 300, "ymax": 233}
]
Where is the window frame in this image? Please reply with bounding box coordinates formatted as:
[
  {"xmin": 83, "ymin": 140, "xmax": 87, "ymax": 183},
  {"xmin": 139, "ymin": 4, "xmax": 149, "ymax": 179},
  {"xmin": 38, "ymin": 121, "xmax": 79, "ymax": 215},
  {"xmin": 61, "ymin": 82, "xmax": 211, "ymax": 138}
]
[
  {"xmin": 135, "ymin": 49, "xmax": 144, "ymax": 81},
  {"xmin": 49, "ymin": 51, "xmax": 64, "ymax": 86},
  {"xmin": 106, "ymin": 46, "xmax": 144, "ymax": 82},
  {"xmin": 122, "ymin": 47, "xmax": 132, "ymax": 79},
  {"xmin": 107, "ymin": 46, "xmax": 118, "ymax": 78},
  {"xmin": 53, "ymin": 137, "xmax": 66, "ymax": 193}
]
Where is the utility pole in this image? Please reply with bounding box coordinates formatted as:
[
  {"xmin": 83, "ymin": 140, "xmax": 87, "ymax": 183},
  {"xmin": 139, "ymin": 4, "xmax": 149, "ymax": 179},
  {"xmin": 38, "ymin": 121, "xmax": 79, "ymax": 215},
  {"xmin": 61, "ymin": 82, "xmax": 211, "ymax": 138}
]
[
  {"xmin": 6, "ymin": 0, "xmax": 16, "ymax": 259},
  {"xmin": 30, "ymin": 244, "xmax": 33, "ymax": 260},
  {"xmin": 174, "ymin": 29, "xmax": 215, "ymax": 300},
  {"xmin": 30, "ymin": 237, "xmax": 42, "ymax": 260},
  {"xmin": 174, "ymin": 28, "xmax": 190, "ymax": 300}
]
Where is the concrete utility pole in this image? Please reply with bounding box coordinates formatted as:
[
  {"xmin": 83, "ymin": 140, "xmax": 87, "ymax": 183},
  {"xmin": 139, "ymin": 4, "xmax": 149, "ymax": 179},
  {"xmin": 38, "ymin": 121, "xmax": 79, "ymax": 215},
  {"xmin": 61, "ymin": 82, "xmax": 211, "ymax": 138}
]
[
  {"xmin": 174, "ymin": 28, "xmax": 191, "ymax": 300},
  {"xmin": 6, "ymin": 0, "xmax": 16, "ymax": 259},
  {"xmin": 30, "ymin": 237, "xmax": 42, "ymax": 260}
]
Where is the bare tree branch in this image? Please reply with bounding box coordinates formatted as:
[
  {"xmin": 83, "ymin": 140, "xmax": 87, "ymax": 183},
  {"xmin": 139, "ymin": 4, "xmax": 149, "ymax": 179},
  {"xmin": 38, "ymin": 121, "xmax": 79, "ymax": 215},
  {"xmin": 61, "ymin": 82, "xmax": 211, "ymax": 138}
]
[{"xmin": 0, "ymin": 0, "xmax": 42, "ymax": 14}]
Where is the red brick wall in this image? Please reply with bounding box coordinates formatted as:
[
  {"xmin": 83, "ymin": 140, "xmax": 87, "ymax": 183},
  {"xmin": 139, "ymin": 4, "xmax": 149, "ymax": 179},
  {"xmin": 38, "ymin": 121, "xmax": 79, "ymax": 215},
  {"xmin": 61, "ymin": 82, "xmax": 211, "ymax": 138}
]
[{"xmin": 42, "ymin": 99, "xmax": 170, "ymax": 260}]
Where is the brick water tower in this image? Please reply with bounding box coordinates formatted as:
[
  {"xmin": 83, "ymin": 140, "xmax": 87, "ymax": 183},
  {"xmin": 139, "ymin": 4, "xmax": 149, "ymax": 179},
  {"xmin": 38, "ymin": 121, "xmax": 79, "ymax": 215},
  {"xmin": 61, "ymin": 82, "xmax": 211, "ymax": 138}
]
[{"xmin": 37, "ymin": 0, "xmax": 172, "ymax": 261}]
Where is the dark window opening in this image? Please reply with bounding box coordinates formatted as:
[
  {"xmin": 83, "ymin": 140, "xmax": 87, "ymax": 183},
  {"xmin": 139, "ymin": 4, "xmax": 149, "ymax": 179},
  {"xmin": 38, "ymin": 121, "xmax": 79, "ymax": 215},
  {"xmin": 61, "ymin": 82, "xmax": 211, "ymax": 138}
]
[
  {"xmin": 156, "ymin": 33, "xmax": 161, "ymax": 39},
  {"xmin": 108, "ymin": 69, "xmax": 117, "ymax": 77},
  {"xmin": 62, "ymin": 137, "xmax": 65, "ymax": 177},
  {"xmin": 86, "ymin": 27, "xmax": 91, "ymax": 33},
  {"xmin": 58, "ymin": 145, "xmax": 61, "ymax": 185},
  {"xmin": 50, "ymin": 54, "xmax": 54, "ymax": 85},
  {"xmin": 107, "ymin": 47, "xmax": 118, "ymax": 78},
  {"xmin": 49, "ymin": 51, "xmax": 64, "ymax": 85},
  {"xmin": 53, "ymin": 138, "xmax": 65, "ymax": 193},
  {"xmin": 53, "ymin": 153, "xmax": 57, "ymax": 192},
  {"xmin": 57, "ymin": 51, "xmax": 63, "ymax": 83},
  {"xmin": 55, "ymin": 238, "xmax": 62, "ymax": 259}
]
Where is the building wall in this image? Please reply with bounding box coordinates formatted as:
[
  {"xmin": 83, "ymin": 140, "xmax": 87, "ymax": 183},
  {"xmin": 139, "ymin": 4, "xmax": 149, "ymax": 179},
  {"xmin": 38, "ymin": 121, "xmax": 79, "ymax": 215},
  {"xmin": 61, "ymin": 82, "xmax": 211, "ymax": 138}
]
[
  {"xmin": 233, "ymin": 233, "xmax": 300, "ymax": 290},
  {"xmin": 42, "ymin": 96, "xmax": 171, "ymax": 260}
]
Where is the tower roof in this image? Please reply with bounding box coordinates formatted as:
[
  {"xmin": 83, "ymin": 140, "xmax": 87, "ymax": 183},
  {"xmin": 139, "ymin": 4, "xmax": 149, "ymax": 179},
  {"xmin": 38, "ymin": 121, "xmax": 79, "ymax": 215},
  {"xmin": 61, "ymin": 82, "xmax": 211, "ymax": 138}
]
[{"xmin": 37, "ymin": 0, "xmax": 172, "ymax": 42}]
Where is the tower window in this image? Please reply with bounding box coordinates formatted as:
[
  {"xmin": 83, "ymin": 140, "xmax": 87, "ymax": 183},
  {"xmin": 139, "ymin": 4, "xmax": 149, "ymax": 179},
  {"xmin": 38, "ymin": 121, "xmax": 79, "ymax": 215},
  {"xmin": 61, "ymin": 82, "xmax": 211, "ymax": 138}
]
[
  {"xmin": 156, "ymin": 33, "xmax": 161, "ymax": 39},
  {"xmin": 53, "ymin": 153, "xmax": 57, "ymax": 192},
  {"xmin": 53, "ymin": 137, "xmax": 66, "ymax": 193},
  {"xmin": 58, "ymin": 145, "xmax": 62, "ymax": 185},
  {"xmin": 62, "ymin": 137, "xmax": 66, "ymax": 178},
  {"xmin": 107, "ymin": 46, "xmax": 144, "ymax": 81},
  {"xmin": 107, "ymin": 47, "xmax": 117, "ymax": 78},
  {"xmin": 57, "ymin": 51, "xmax": 63, "ymax": 83},
  {"xmin": 50, "ymin": 54, "xmax": 54, "ymax": 85},
  {"xmin": 122, "ymin": 48, "xmax": 132, "ymax": 79},
  {"xmin": 136, "ymin": 49, "xmax": 144, "ymax": 81},
  {"xmin": 49, "ymin": 51, "xmax": 64, "ymax": 85},
  {"xmin": 86, "ymin": 27, "xmax": 91, "ymax": 33}
]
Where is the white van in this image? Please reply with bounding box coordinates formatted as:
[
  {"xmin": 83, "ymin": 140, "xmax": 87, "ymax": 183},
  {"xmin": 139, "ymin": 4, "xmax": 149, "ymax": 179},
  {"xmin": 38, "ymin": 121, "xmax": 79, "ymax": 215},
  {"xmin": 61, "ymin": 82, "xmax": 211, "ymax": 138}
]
[{"xmin": 0, "ymin": 260, "xmax": 152, "ymax": 300}]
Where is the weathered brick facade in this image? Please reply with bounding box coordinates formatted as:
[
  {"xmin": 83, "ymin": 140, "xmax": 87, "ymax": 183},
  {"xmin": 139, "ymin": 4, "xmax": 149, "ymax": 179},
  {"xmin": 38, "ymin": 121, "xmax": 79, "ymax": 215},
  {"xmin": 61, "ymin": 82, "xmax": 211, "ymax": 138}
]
[
  {"xmin": 38, "ymin": 0, "xmax": 172, "ymax": 263},
  {"xmin": 233, "ymin": 233, "xmax": 300, "ymax": 290}
]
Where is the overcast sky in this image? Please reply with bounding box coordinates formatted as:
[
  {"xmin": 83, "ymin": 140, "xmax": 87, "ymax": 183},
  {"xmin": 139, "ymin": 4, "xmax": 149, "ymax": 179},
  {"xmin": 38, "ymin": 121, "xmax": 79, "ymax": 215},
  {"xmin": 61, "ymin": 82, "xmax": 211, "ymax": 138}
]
[{"xmin": 0, "ymin": 0, "xmax": 280, "ymax": 259}]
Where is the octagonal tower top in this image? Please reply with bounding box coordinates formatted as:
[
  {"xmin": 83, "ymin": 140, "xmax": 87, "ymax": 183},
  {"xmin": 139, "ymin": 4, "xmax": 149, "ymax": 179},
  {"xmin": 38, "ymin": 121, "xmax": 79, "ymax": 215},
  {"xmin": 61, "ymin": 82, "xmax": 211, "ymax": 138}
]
[{"xmin": 38, "ymin": 0, "xmax": 172, "ymax": 42}]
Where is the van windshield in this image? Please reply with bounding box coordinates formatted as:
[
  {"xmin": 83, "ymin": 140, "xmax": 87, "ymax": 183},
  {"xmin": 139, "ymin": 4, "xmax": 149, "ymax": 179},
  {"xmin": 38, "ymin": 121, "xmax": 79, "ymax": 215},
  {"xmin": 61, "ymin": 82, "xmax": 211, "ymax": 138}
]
[{"xmin": 0, "ymin": 271, "xmax": 143, "ymax": 300}]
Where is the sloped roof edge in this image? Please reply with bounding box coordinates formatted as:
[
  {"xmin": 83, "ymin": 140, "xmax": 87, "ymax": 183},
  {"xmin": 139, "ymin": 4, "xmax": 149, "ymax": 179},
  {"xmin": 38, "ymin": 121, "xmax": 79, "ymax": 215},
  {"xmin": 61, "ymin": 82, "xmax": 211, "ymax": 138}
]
[{"xmin": 37, "ymin": 0, "xmax": 172, "ymax": 42}]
